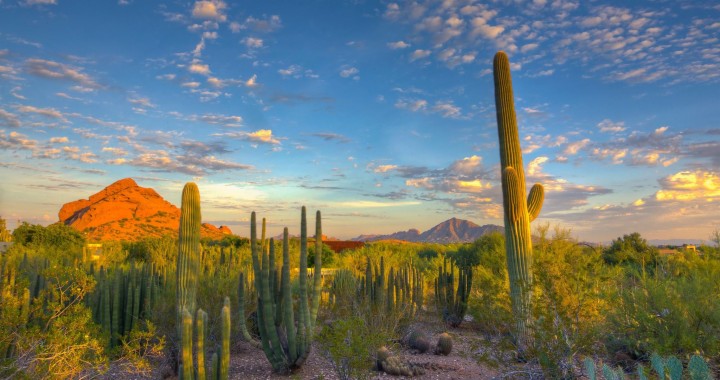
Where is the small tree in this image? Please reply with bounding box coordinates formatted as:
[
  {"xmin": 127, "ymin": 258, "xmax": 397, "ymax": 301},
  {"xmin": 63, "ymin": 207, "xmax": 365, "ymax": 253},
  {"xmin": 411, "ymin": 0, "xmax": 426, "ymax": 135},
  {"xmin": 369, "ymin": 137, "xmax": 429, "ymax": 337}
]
[
  {"xmin": 0, "ymin": 217, "xmax": 11, "ymax": 242},
  {"xmin": 603, "ymin": 232, "xmax": 658, "ymax": 272}
]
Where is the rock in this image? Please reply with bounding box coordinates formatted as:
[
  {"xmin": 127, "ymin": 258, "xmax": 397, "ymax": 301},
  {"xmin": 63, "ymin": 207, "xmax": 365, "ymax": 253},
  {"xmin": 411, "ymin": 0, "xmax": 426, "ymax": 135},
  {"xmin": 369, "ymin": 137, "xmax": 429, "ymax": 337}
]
[{"xmin": 58, "ymin": 178, "xmax": 232, "ymax": 241}]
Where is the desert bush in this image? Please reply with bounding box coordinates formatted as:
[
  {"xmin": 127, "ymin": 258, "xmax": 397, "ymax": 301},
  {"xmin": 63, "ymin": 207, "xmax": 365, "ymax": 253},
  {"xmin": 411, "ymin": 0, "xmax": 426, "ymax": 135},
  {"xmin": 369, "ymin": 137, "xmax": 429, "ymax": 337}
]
[
  {"xmin": 531, "ymin": 225, "xmax": 615, "ymax": 379},
  {"xmin": 318, "ymin": 311, "xmax": 400, "ymax": 380},
  {"xmin": 605, "ymin": 251, "xmax": 720, "ymax": 358},
  {"xmin": 3, "ymin": 265, "xmax": 107, "ymax": 379},
  {"xmin": 116, "ymin": 320, "xmax": 166, "ymax": 375},
  {"xmin": 467, "ymin": 232, "xmax": 513, "ymax": 335}
]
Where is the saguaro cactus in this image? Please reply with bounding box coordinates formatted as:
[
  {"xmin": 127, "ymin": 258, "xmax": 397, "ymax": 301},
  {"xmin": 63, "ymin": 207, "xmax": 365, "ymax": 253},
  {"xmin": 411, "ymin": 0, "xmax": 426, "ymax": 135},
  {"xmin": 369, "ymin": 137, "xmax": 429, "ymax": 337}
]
[
  {"xmin": 493, "ymin": 51, "xmax": 544, "ymax": 353},
  {"xmin": 251, "ymin": 207, "xmax": 323, "ymax": 374},
  {"xmin": 176, "ymin": 182, "xmax": 202, "ymax": 376}
]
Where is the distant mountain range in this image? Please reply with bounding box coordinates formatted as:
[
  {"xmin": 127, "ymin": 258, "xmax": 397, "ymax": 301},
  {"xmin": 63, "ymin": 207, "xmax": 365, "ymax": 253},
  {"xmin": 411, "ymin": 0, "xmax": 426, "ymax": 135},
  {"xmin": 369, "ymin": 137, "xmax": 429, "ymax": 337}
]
[{"xmin": 352, "ymin": 217, "xmax": 503, "ymax": 243}]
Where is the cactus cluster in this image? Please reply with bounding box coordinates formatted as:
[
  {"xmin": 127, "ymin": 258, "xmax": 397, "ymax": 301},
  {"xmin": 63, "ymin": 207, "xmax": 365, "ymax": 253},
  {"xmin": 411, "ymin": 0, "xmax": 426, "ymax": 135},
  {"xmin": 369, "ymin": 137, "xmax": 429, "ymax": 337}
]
[
  {"xmin": 375, "ymin": 346, "xmax": 425, "ymax": 377},
  {"xmin": 356, "ymin": 256, "xmax": 423, "ymax": 317},
  {"xmin": 434, "ymin": 258, "xmax": 471, "ymax": 327},
  {"xmin": 250, "ymin": 207, "xmax": 323, "ymax": 374},
  {"xmin": 0, "ymin": 256, "xmax": 32, "ymax": 359},
  {"xmin": 493, "ymin": 51, "xmax": 544, "ymax": 351},
  {"xmin": 89, "ymin": 262, "xmax": 161, "ymax": 347},
  {"xmin": 584, "ymin": 353, "xmax": 712, "ymax": 380}
]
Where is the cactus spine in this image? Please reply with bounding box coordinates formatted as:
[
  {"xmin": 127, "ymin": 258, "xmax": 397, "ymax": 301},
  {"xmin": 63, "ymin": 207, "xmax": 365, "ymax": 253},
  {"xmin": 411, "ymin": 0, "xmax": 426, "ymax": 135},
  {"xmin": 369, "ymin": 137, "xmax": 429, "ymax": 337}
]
[
  {"xmin": 493, "ymin": 51, "xmax": 544, "ymax": 352},
  {"xmin": 251, "ymin": 207, "xmax": 322, "ymax": 374}
]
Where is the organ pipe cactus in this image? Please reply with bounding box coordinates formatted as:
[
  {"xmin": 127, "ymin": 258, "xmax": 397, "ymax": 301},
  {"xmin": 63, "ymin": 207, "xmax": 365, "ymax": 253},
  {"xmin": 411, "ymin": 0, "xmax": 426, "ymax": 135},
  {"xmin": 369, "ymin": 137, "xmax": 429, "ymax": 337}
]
[
  {"xmin": 435, "ymin": 259, "xmax": 471, "ymax": 327},
  {"xmin": 251, "ymin": 207, "xmax": 322, "ymax": 374},
  {"xmin": 493, "ymin": 51, "xmax": 544, "ymax": 352}
]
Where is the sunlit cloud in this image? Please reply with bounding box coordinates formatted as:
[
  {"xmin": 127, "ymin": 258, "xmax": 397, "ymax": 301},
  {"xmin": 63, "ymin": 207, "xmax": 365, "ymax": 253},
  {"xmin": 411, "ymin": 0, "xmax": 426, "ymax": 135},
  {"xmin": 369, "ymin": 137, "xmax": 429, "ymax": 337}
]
[
  {"xmin": 335, "ymin": 200, "xmax": 421, "ymax": 208},
  {"xmin": 191, "ymin": 0, "xmax": 227, "ymax": 22},
  {"xmin": 188, "ymin": 62, "xmax": 211, "ymax": 75},
  {"xmin": 597, "ymin": 119, "xmax": 625, "ymax": 133},
  {"xmin": 15, "ymin": 105, "xmax": 69, "ymax": 122},
  {"xmin": 388, "ymin": 41, "xmax": 411, "ymax": 49},
  {"xmin": 25, "ymin": 59, "xmax": 99, "ymax": 88},
  {"xmin": 0, "ymin": 109, "xmax": 21, "ymax": 128},
  {"xmin": 655, "ymin": 170, "xmax": 720, "ymax": 202}
]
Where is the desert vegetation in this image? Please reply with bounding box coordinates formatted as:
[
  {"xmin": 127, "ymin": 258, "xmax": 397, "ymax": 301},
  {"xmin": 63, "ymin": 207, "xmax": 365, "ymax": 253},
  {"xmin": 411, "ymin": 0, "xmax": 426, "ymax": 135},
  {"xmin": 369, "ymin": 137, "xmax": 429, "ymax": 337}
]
[
  {"xmin": 1, "ymin": 53, "xmax": 718, "ymax": 379},
  {"xmin": 1, "ymin": 210, "xmax": 718, "ymax": 379}
]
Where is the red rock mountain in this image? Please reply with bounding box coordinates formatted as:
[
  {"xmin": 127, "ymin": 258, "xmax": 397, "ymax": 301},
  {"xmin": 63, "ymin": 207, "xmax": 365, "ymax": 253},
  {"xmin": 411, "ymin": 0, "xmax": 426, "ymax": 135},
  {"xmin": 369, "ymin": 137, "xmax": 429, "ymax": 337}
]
[{"xmin": 59, "ymin": 178, "xmax": 232, "ymax": 241}]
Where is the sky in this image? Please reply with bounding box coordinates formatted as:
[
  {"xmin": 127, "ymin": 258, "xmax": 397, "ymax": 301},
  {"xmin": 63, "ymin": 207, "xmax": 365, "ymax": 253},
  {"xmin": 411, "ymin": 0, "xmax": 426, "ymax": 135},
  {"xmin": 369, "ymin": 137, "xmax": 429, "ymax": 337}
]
[{"xmin": 0, "ymin": 0, "xmax": 718, "ymax": 243}]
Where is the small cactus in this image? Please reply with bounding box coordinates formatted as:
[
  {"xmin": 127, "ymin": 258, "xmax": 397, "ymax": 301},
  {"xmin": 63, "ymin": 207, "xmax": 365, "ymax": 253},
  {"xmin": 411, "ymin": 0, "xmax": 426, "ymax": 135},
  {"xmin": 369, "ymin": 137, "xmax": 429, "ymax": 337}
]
[
  {"xmin": 407, "ymin": 330, "xmax": 430, "ymax": 354},
  {"xmin": 380, "ymin": 355, "xmax": 425, "ymax": 377},
  {"xmin": 434, "ymin": 333, "xmax": 452, "ymax": 356},
  {"xmin": 376, "ymin": 346, "xmax": 392, "ymax": 371},
  {"xmin": 688, "ymin": 355, "xmax": 711, "ymax": 380}
]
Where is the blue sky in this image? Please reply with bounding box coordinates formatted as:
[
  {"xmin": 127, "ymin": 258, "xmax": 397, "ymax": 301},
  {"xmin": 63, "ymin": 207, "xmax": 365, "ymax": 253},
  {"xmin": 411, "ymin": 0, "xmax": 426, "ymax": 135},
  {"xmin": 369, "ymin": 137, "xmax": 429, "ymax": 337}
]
[{"xmin": 1, "ymin": 0, "xmax": 718, "ymax": 243}]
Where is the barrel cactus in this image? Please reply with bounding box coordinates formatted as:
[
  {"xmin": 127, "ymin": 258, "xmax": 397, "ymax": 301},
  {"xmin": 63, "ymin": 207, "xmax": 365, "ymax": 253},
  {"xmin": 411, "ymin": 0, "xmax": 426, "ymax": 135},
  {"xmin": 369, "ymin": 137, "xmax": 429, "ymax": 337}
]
[{"xmin": 434, "ymin": 333, "xmax": 452, "ymax": 356}]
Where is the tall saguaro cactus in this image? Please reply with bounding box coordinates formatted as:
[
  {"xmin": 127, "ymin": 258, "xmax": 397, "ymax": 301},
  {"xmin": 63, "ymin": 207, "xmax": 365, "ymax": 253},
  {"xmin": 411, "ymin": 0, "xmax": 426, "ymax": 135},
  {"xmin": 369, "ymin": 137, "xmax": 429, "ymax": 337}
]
[
  {"xmin": 493, "ymin": 51, "xmax": 544, "ymax": 353},
  {"xmin": 251, "ymin": 207, "xmax": 323, "ymax": 374},
  {"xmin": 176, "ymin": 182, "xmax": 201, "ymax": 377}
]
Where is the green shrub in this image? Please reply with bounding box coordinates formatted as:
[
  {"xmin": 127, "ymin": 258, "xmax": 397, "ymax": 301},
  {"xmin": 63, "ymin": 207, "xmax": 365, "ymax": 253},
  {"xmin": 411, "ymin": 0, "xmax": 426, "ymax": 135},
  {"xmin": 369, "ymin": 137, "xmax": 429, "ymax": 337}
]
[{"xmin": 318, "ymin": 314, "xmax": 397, "ymax": 380}]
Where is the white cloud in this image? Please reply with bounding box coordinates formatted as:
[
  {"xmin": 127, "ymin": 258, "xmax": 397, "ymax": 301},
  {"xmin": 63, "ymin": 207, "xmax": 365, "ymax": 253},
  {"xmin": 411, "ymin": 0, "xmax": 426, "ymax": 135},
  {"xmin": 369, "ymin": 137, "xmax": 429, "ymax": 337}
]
[
  {"xmin": 563, "ymin": 138, "xmax": 590, "ymax": 155},
  {"xmin": 242, "ymin": 37, "xmax": 264, "ymax": 48},
  {"xmin": 339, "ymin": 66, "xmax": 359, "ymax": 78},
  {"xmin": 432, "ymin": 101, "xmax": 461, "ymax": 118},
  {"xmin": 470, "ymin": 18, "xmax": 504, "ymax": 39},
  {"xmin": 410, "ymin": 49, "xmax": 431, "ymax": 61},
  {"xmin": 388, "ymin": 41, "xmax": 411, "ymax": 49},
  {"xmin": 395, "ymin": 98, "xmax": 428, "ymax": 112},
  {"xmin": 23, "ymin": 0, "xmax": 56, "ymax": 5},
  {"xmin": 127, "ymin": 96, "xmax": 155, "ymax": 109},
  {"xmin": 449, "ymin": 155, "xmax": 482, "ymax": 175},
  {"xmin": 597, "ymin": 119, "xmax": 626, "ymax": 133}
]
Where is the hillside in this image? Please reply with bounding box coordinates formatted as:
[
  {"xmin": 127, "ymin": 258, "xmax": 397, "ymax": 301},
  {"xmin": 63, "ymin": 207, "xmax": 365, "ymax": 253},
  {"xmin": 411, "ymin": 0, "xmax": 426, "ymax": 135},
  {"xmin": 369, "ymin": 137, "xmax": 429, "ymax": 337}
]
[
  {"xmin": 58, "ymin": 178, "xmax": 232, "ymax": 241},
  {"xmin": 353, "ymin": 217, "xmax": 502, "ymax": 243}
]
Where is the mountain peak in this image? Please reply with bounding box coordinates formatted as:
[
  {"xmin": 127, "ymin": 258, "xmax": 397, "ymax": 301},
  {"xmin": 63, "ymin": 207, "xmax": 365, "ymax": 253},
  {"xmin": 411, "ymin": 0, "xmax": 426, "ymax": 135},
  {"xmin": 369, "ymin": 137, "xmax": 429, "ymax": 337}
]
[
  {"xmin": 353, "ymin": 218, "xmax": 501, "ymax": 243},
  {"xmin": 58, "ymin": 178, "xmax": 231, "ymax": 241}
]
